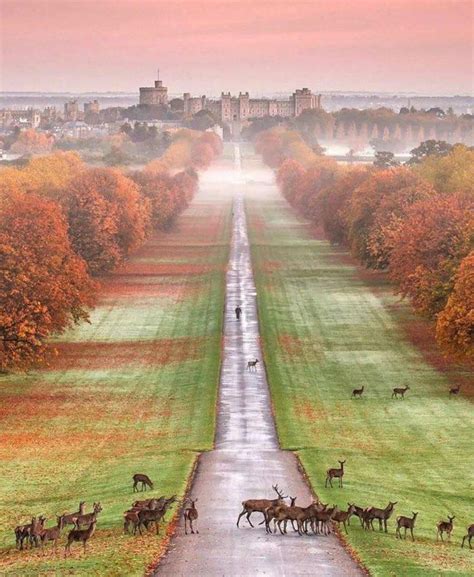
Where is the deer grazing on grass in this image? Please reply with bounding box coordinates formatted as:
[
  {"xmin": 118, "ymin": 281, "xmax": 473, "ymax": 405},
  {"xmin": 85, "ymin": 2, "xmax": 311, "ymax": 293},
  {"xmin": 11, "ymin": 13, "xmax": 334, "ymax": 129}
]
[
  {"xmin": 325, "ymin": 460, "xmax": 346, "ymax": 488},
  {"xmin": 237, "ymin": 484, "xmax": 287, "ymax": 528},
  {"xmin": 58, "ymin": 501, "xmax": 86, "ymax": 528},
  {"xmin": 132, "ymin": 473, "xmax": 154, "ymax": 492},
  {"xmin": 461, "ymin": 524, "xmax": 473, "ymax": 548},
  {"xmin": 73, "ymin": 502, "xmax": 102, "ymax": 529},
  {"xmin": 247, "ymin": 359, "xmax": 259, "ymax": 372},
  {"xmin": 333, "ymin": 504, "xmax": 356, "ymax": 534},
  {"xmin": 449, "ymin": 384, "xmax": 461, "ymax": 398},
  {"xmin": 351, "ymin": 386, "xmax": 364, "ymax": 399},
  {"xmin": 365, "ymin": 501, "xmax": 397, "ymax": 532},
  {"xmin": 396, "ymin": 511, "xmax": 418, "ymax": 541},
  {"xmin": 184, "ymin": 498, "xmax": 199, "ymax": 535},
  {"xmin": 65, "ymin": 519, "xmax": 97, "ymax": 556},
  {"xmin": 40, "ymin": 517, "xmax": 64, "ymax": 555},
  {"xmin": 437, "ymin": 515, "xmax": 455, "ymax": 541},
  {"xmin": 392, "ymin": 385, "xmax": 410, "ymax": 399}
]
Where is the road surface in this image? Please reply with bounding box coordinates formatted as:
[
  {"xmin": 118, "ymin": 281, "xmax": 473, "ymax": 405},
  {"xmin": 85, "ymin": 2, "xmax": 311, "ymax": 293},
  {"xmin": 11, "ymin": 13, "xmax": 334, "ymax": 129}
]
[{"xmin": 155, "ymin": 146, "xmax": 363, "ymax": 577}]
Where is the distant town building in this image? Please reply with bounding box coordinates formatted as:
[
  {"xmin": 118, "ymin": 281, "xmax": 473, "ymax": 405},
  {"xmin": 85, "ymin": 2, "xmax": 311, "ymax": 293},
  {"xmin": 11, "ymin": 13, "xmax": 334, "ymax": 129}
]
[
  {"xmin": 84, "ymin": 100, "xmax": 100, "ymax": 115},
  {"xmin": 139, "ymin": 71, "xmax": 168, "ymax": 106},
  {"xmin": 64, "ymin": 100, "xmax": 79, "ymax": 122}
]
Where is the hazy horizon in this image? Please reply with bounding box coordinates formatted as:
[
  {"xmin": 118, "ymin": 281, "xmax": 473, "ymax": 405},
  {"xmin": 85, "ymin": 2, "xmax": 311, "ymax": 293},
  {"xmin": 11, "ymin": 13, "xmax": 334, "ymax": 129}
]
[{"xmin": 1, "ymin": 0, "xmax": 472, "ymax": 96}]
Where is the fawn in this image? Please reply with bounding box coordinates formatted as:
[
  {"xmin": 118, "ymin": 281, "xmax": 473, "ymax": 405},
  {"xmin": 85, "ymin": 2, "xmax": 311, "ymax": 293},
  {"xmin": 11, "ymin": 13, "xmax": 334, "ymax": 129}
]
[
  {"xmin": 325, "ymin": 460, "xmax": 346, "ymax": 488},
  {"xmin": 184, "ymin": 498, "xmax": 199, "ymax": 535},
  {"xmin": 437, "ymin": 515, "xmax": 455, "ymax": 541},
  {"xmin": 396, "ymin": 512, "xmax": 418, "ymax": 541}
]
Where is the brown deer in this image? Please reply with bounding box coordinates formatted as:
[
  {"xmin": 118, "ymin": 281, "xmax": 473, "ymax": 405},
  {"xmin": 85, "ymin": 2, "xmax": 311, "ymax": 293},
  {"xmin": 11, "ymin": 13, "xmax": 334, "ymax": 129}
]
[
  {"xmin": 136, "ymin": 496, "xmax": 176, "ymax": 535},
  {"xmin": 237, "ymin": 484, "xmax": 287, "ymax": 528},
  {"xmin": 133, "ymin": 473, "xmax": 154, "ymax": 492},
  {"xmin": 449, "ymin": 384, "xmax": 461, "ymax": 397},
  {"xmin": 333, "ymin": 504, "xmax": 356, "ymax": 534},
  {"xmin": 247, "ymin": 359, "xmax": 259, "ymax": 372},
  {"xmin": 264, "ymin": 496, "xmax": 299, "ymax": 534},
  {"xmin": 124, "ymin": 509, "xmax": 141, "ymax": 535},
  {"xmin": 392, "ymin": 385, "xmax": 410, "ymax": 399},
  {"xmin": 65, "ymin": 519, "xmax": 97, "ymax": 556},
  {"xmin": 347, "ymin": 503, "xmax": 365, "ymax": 527},
  {"xmin": 313, "ymin": 505, "xmax": 339, "ymax": 535},
  {"xmin": 73, "ymin": 502, "xmax": 103, "ymax": 529},
  {"xmin": 15, "ymin": 517, "xmax": 36, "ymax": 550},
  {"xmin": 461, "ymin": 524, "xmax": 473, "ymax": 548},
  {"xmin": 396, "ymin": 511, "xmax": 418, "ymax": 541},
  {"xmin": 58, "ymin": 501, "xmax": 86, "ymax": 528},
  {"xmin": 351, "ymin": 386, "xmax": 364, "ymax": 399},
  {"xmin": 132, "ymin": 497, "xmax": 165, "ymax": 510},
  {"xmin": 365, "ymin": 501, "xmax": 397, "ymax": 532},
  {"xmin": 29, "ymin": 515, "xmax": 46, "ymax": 548},
  {"xmin": 325, "ymin": 460, "xmax": 346, "ymax": 488},
  {"xmin": 40, "ymin": 517, "xmax": 64, "ymax": 555},
  {"xmin": 184, "ymin": 498, "xmax": 199, "ymax": 535},
  {"xmin": 437, "ymin": 515, "xmax": 455, "ymax": 541}
]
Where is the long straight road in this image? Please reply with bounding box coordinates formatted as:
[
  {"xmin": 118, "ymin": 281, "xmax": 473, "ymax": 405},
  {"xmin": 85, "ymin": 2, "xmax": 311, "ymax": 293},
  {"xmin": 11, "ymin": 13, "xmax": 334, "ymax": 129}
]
[{"xmin": 155, "ymin": 146, "xmax": 362, "ymax": 577}]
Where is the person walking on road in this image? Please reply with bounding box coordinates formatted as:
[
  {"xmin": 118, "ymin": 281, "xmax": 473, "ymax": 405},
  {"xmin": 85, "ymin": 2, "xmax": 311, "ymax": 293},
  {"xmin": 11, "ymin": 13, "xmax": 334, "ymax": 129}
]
[{"xmin": 235, "ymin": 306, "xmax": 242, "ymax": 320}]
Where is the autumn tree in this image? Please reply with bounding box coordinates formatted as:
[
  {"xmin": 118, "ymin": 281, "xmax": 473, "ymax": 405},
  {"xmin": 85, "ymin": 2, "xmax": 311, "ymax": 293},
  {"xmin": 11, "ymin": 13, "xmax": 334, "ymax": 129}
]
[
  {"xmin": 407, "ymin": 139, "xmax": 452, "ymax": 164},
  {"xmin": 0, "ymin": 193, "xmax": 96, "ymax": 371},
  {"xmin": 436, "ymin": 252, "xmax": 474, "ymax": 361},
  {"xmin": 389, "ymin": 193, "xmax": 474, "ymax": 317},
  {"xmin": 415, "ymin": 144, "xmax": 474, "ymax": 194},
  {"xmin": 10, "ymin": 129, "xmax": 54, "ymax": 155}
]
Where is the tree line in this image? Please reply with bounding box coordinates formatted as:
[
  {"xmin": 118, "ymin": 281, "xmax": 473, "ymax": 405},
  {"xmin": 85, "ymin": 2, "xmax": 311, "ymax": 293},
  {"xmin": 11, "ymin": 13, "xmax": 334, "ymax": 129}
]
[
  {"xmin": 256, "ymin": 129, "xmax": 473, "ymax": 362},
  {"xmin": 0, "ymin": 130, "xmax": 223, "ymax": 371}
]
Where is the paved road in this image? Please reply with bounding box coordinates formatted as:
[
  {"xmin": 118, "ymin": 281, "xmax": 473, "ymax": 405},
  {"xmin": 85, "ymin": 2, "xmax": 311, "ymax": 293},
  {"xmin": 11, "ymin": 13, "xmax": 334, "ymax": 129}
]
[{"xmin": 155, "ymin": 146, "xmax": 363, "ymax": 577}]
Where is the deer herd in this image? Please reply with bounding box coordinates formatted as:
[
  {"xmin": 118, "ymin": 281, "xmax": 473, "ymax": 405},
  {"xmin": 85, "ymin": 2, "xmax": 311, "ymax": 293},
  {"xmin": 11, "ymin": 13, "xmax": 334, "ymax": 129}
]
[{"xmin": 236, "ymin": 474, "xmax": 473, "ymax": 550}]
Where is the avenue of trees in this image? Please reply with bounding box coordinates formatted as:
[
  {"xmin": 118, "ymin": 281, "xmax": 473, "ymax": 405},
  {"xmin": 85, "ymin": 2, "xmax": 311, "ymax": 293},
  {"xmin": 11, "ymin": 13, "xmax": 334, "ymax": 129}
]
[
  {"xmin": 256, "ymin": 129, "xmax": 474, "ymax": 362},
  {"xmin": 0, "ymin": 130, "xmax": 223, "ymax": 371}
]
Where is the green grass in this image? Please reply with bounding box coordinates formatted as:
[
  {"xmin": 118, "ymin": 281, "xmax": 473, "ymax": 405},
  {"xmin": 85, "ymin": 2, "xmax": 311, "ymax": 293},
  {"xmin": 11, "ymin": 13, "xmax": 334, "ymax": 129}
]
[
  {"xmin": 246, "ymin": 188, "xmax": 474, "ymax": 577},
  {"xmin": 0, "ymin": 193, "xmax": 231, "ymax": 576}
]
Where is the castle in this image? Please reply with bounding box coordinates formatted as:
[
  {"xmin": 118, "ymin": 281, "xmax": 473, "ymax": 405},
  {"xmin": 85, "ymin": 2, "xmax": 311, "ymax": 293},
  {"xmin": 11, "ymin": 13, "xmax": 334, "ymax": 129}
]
[{"xmin": 139, "ymin": 74, "xmax": 322, "ymax": 123}]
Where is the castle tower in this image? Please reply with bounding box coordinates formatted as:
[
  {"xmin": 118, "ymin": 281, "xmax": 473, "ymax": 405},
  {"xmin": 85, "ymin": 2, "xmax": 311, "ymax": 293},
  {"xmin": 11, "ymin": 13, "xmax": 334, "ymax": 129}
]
[{"xmin": 139, "ymin": 71, "xmax": 168, "ymax": 106}]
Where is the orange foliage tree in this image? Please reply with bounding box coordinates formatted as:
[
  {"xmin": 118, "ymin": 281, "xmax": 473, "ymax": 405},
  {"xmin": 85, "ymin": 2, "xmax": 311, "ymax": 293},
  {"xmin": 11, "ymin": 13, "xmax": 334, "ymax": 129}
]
[
  {"xmin": 436, "ymin": 252, "xmax": 474, "ymax": 361},
  {"xmin": 389, "ymin": 193, "xmax": 474, "ymax": 317},
  {"xmin": 0, "ymin": 193, "xmax": 96, "ymax": 371},
  {"xmin": 10, "ymin": 129, "xmax": 54, "ymax": 155}
]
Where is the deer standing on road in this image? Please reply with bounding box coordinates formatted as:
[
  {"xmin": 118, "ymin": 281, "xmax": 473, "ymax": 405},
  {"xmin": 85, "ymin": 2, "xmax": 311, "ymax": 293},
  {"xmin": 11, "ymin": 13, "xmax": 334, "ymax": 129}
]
[
  {"xmin": 133, "ymin": 473, "xmax": 154, "ymax": 492},
  {"xmin": 449, "ymin": 385, "xmax": 461, "ymax": 397},
  {"xmin": 396, "ymin": 511, "xmax": 418, "ymax": 541},
  {"xmin": 437, "ymin": 515, "xmax": 455, "ymax": 541},
  {"xmin": 65, "ymin": 519, "xmax": 97, "ymax": 556},
  {"xmin": 351, "ymin": 386, "xmax": 364, "ymax": 399},
  {"xmin": 247, "ymin": 359, "xmax": 259, "ymax": 372},
  {"xmin": 366, "ymin": 501, "xmax": 397, "ymax": 532},
  {"xmin": 392, "ymin": 385, "xmax": 410, "ymax": 399},
  {"xmin": 461, "ymin": 524, "xmax": 473, "ymax": 548},
  {"xmin": 237, "ymin": 484, "xmax": 287, "ymax": 528},
  {"xmin": 325, "ymin": 460, "xmax": 346, "ymax": 488},
  {"xmin": 184, "ymin": 498, "xmax": 199, "ymax": 535}
]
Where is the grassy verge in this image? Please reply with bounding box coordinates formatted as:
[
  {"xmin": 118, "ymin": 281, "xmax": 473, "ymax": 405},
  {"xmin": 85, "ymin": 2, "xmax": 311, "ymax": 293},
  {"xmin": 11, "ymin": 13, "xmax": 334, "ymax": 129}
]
[
  {"xmin": 0, "ymin": 187, "xmax": 231, "ymax": 576},
  {"xmin": 246, "ymin": 176, "xmax": 473, "ymax": 577}
]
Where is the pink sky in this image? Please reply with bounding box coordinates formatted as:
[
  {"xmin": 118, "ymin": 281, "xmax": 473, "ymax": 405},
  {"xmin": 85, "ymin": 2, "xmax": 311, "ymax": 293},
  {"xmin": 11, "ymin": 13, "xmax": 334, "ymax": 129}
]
[{"xmin": 1, "ymin": 0, "xmax": 472, "ymax": 95}]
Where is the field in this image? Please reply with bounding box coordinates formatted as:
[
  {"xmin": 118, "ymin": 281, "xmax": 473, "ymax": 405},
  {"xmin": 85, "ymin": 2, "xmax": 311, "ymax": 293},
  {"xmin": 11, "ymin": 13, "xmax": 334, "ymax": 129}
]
[
  {"xmin": 245, "ymin": 173, "xmax": 474, "ymax": 576},
  {"xmin": 0, "ymin": 188, "xmax": 231, "ymax": 576}
]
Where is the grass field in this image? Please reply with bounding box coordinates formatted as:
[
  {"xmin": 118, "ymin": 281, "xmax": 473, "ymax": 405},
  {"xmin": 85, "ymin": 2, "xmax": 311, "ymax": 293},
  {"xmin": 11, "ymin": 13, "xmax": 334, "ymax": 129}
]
[
  {"xmin": 0, "ymin": 188, "xmax": 231, "ymax": 576},
  {"xmin": 245, "ymin": 171, "xmax": 474, "ymax": 577}
]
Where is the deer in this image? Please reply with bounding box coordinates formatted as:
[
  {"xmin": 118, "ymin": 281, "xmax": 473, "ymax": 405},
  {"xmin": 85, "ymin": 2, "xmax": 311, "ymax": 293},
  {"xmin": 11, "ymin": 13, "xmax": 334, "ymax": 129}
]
[
  {"xmin": 365, "ymin": 501, "xmax": 397, "ymax": 532},
  {"xmin": 15, "ymin": 517, "xmax": 36, "ymax": 550},
  {"xmin": 247, "ymin": 359, "xmax": 259, "ymax": 372},
  {"xmin": 313, "ymin": 505, "xmax": 339, "ymax": 536},
  {"xmin": 39, "ymin": 517, "xmax": 64, "ymax": 555},
  {"xmin": 264, "ymin": 496, "xmax": 299, "ymax": 534},
  {"xmin": 58, "ymin": 501, "xmax": 86, "ymax": 528},
  {"xmin": 325, "ymin": 460, "xmax": 346, "ymax": 488},
  {"xmin": 136, "ymin": 495, "xmax": 176, "ymax": 536},
  {"xmin": 73, "ymin": 502, "xmax": 102, "ymax": 529},
  {"xmin": 237, "ymin": 484, "xmax": 287, "ymax": 528},
  {"xmin": 133, "ymin": 473, "xmax": 154, "ymax": 492},
  {"xmin": 437, "ymin": 515, "xmax": 455, "ymax": 541},
  {"xmin": 184, "ymin": 498, "xmax": 199, "ymax": 535},
  {"xmin": 396, "ymin": 511, "xmax": 418, "ymax": 541},
  {"xmin": 132, "ymin": 497, "xmax": 165, "ymax": 510},
  {"xmin": 65, "ymin": 519, "xmax": 97, "ymax": 556},
  {"xmin": 351, "ymin": 386, "xmax": 364, "ymax": 399},
  {"xmin": 29, "ymin": 515, "xmax": 47, "ymax": 548},
  {"xmin": 347, "ymin": 503, "xmax": 366, "ymax": 527},
  {"xmin": 124, "ymin": 509, "xmax": 141, "ymax": 535},
  {"xmin": 461, "ymin": 524, "xmax": 473, "ymax": 548},
  {"xmin": 392, "ymin": 385, "xmax": 410, "ymax": 399},
  {"xmin": 449, "ymin": 384, "xmax": 461, "ymax": 397},
  {"xmin": 333, "ymin": 504, "xmax": 356, "ymax": 534}
]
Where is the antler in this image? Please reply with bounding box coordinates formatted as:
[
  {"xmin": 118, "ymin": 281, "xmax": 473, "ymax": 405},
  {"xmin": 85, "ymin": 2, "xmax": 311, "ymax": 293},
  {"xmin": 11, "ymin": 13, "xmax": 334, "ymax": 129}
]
[{"xmin": 272, "ymin": 484, "xmax": 288, "ymax": 498}]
